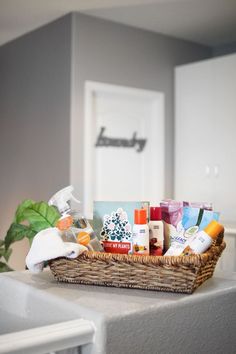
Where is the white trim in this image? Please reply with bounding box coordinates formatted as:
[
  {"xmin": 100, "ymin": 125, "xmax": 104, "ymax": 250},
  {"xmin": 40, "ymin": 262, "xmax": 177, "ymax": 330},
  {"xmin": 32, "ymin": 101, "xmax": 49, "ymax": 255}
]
[
  {"xmin": 84, "ymin": 81, "xmax": 165, "ymax": 218},
  {"xmin": 0, "ymin": 319, "xmax": 94, "ymax": 354}
]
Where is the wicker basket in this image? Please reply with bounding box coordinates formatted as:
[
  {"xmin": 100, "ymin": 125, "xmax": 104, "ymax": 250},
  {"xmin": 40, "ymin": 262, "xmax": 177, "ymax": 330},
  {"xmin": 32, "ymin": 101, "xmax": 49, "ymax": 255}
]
[{"xmin": 49, "ymin": 232, "xmax": 226, "ymax": 294}]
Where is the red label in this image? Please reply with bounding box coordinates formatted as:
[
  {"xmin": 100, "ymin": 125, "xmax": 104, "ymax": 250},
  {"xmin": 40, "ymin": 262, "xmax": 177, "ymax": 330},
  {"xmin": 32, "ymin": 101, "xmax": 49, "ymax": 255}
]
[{"xmin": 103, "ymin": 241, "xmax": 131, "ymax": 254}]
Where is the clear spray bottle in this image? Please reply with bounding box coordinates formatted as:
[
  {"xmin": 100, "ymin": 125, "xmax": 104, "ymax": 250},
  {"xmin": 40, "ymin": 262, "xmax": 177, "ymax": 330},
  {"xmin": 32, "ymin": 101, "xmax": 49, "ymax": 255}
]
[{"xmin": 48, "ymin": 186, "xmax": 103, "ymax": 251}]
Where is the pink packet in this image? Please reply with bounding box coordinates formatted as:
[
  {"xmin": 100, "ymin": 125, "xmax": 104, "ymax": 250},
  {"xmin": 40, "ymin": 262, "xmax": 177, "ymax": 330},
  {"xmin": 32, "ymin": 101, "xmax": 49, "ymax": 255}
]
[{"xmin": 160, "ymin": 200, "xmax": 183, "ymax": 251}]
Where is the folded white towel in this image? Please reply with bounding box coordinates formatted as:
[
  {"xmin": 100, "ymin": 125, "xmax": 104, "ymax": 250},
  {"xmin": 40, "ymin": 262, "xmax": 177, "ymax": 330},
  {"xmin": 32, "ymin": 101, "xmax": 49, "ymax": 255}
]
[{"xmin": 25, "ymin": 227, "xmax": 87, "ymax": 273}]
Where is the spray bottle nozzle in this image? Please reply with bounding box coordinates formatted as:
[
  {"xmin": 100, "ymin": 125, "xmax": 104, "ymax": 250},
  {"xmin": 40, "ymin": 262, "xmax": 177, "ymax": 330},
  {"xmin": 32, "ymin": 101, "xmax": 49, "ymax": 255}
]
[
  {"xmin": 48, "ymin": 185, "xmax": 81, "ymax": 214},
  {"xmin": 70, "ymin": 193, "xmax": 81, "ymax": 205}
]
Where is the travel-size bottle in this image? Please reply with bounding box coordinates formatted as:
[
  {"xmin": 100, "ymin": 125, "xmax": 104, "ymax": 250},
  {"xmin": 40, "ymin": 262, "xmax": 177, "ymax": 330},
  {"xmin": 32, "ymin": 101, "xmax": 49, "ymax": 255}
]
[
  {"xmin": 132, "ymin": 209, "xmax": 149, "ymax": 255},
  {"xmin": 149, "ymin": 206, "xmax": 164, "ymax": 256},
  {"xmin": 181, "ymin": 220, "xmax": 224, "ymax": 255}
]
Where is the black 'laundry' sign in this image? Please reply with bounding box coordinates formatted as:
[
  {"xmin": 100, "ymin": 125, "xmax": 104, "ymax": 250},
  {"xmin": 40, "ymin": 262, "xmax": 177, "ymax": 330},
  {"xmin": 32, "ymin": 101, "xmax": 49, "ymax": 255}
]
[{"xmin": 95, "ymin": 127, "xmax": 147, "ymax": 153}]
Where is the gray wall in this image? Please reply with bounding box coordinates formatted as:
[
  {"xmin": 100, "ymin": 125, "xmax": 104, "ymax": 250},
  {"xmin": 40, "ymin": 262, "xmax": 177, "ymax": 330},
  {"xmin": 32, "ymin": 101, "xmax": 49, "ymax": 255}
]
[
  {"xmin": 0, "ymin": 15, "xmax": 71, "ymax": 269},
  {"xmin": 71, "ymin": 13, "xmax": 212, "ymax": 202},
  {"xmin": 213, "ymin": 41, "xmax": 236, "ymax": 57}
]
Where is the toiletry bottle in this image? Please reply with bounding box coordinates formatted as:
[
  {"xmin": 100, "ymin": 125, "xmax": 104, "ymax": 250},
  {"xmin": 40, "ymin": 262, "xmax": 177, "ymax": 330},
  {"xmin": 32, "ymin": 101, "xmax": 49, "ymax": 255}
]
[
  {"xmin": 132, "ymin": 209, "xmax": 149, "ymax": 255},
  {"xmin": 181, "ymin": 220, "xmax": 224, "ymax": 256},
  {"xmin": 49, "ymin": 186, "xmax": 103, "ymax": 251},
  {"xmin": 149, "ymin": 207, "xmax": 164, "ymax": 256}
]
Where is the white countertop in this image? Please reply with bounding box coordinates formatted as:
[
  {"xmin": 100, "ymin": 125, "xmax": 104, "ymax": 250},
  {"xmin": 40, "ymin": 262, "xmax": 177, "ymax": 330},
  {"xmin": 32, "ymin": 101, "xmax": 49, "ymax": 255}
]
[
  {"xmin": 2, "ymin": 269, "xmax": 236, "ymax": 354},
  {"xmin": 3, "ymin": 268, "xmax": 235, "ymax": 318}
]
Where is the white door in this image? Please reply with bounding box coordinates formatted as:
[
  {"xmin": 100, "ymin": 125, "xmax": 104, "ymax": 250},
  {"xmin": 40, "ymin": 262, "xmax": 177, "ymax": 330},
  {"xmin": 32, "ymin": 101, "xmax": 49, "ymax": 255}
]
[
  {"xmin": 175, "ymin": 53, "xmax": 236, "ymax": 222},
  {"xmin": 175, "ymin": 59, "xmax": 214, "ymax": 204},
  {"xmin": 212, "ymin": 55, "xmax": 236, "ymax": 220},
  {"xmin": 84, "ymin": 82, "xmax": 165, "ymax": 218}
]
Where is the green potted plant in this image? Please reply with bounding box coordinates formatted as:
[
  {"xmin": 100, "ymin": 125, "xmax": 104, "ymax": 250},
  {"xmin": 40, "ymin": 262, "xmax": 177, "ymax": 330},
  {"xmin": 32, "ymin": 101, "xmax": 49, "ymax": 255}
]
[{"xmin": 0, "ymin": 199, "xmax": 60, "ymax": 272}]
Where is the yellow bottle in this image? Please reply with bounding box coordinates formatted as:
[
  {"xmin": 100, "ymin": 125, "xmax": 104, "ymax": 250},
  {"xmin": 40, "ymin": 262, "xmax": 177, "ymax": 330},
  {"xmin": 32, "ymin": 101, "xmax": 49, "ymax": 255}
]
[{"xmin": 182, "ymin": 220, "xmax": 224, "ymax": 255}]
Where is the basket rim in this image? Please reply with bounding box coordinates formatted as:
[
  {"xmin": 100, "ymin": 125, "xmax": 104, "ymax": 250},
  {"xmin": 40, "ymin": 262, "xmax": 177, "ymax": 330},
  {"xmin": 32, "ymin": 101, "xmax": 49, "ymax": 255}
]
[{"xmin": 50, "ymin": 241, "xmax": 226, "ymax": 268}]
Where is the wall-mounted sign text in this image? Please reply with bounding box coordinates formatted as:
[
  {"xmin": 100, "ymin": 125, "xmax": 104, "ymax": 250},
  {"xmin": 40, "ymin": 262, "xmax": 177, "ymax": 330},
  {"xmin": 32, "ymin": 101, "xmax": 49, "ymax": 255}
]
[{"xmin": 95, "ymin": 127, "xmax": 147, "ymax": 153}]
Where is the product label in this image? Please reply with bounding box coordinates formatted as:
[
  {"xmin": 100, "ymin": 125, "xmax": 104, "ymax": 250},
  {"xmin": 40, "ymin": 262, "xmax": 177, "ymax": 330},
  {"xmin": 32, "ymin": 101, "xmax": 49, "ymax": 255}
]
[
  {"xmin": 181, "ymin": 245, "xmax": 194, "ymax": 256},
  {"xmin": 164, "ymin": 243, "xmax": 185, "ymax": 256},
  {"xmin": 149, "ymin": 223, "xmax": 164, "ymax": 256},
  {"xmin": 198, "ymin": 236, "xmax": 205, "ymax": 243},
  {"xmin": 182, "ymin": 233, "xmax": 212, "ymax": 255},
  {"xmin": 153, "ymin": 225, "xmax": 160, "ymax": 230},
  {"xmin": 102, "ymin": 241, "xmax": 131, "ymax": 254},
  {"xmin": 133, "ymin": 229, "xmax": 149, "ymax": 255},
  {"xmin": 56, "ymin": 215, "xmax": 73, "ymax": 231}
]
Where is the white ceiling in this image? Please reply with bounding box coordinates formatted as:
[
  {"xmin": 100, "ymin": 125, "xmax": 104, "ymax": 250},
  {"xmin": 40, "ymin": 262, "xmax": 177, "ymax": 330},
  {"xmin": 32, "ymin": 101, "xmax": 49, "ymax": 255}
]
[{"xmin": 0, "ymin": 0, "xmax": 236, "ymax": 47}]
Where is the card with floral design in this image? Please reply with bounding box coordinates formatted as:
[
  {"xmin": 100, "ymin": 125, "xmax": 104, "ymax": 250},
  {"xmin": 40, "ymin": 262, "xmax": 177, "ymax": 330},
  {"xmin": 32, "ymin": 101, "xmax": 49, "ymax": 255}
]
[{"xmin": 93, "ymin": 201, "xmax": 149, "ymax": 254}]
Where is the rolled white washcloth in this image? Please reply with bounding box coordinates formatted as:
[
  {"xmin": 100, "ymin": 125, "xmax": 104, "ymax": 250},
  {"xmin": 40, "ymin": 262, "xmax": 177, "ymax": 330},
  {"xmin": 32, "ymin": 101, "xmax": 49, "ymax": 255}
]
[{"xmin": 25, "ymin": 227, "xmax": 87, "ymax": 273}]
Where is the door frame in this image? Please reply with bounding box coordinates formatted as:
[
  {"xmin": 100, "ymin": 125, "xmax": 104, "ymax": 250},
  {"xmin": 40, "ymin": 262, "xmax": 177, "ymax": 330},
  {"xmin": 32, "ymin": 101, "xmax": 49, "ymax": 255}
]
[{"xmin": 83, "ymin": 81, "xmax": 165, "ymax": 218}]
